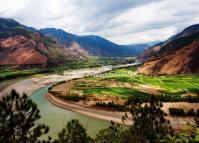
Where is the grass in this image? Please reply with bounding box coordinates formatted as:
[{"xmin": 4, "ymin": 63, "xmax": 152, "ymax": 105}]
[
  {"xmin": 83, "ymin": 87, "xmax": 151, "ymax": 98},
  {"xmin": 70, "ymin": 66, "xmax": 199, "ymax": 98},
  {"xmin": 0, "ymin": 70, "xmax": 37, "ymax": 77},
  {"xmin": 103, "ymin": 68, "xmax": 199, "ymax": 95},
  {"xmin": 0, "ymin": 69, "xmax": 54, "ymax": 82}
]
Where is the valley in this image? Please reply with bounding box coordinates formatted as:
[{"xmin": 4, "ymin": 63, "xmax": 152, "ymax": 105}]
[
  {"xmin": 1, "ymin": 64, "xmax": 199, "ymax": 139},
  {"xmin": 0, "ymin": 11, "xmax": 199, "ymax": 142},
  {"xmin": 49, "ymin": 66, "xmax": 199, "ymax": 113}
]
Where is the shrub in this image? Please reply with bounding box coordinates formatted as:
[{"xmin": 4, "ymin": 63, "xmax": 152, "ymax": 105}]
[
  {"xmin": 186, "ymin": 108, "xmax": 196, "ymax": 116},
  {"xmin": 169, "ymin": 108, "xmax": 185, "ymax": 117},
  {"xmin": 95, "ymin": 101, "xmax": 129, "ymax": 111},
  {"xmin": 62, "ymin": 94, "xmax": 86, "ymax": 102}
]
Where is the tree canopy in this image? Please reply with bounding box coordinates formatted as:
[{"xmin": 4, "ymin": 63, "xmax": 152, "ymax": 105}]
[{"xmin": 0, "ymin": 90, "xmax": 49, "ymax": 143}]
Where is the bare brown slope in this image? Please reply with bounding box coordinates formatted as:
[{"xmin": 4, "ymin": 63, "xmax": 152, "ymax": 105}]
[
  {"xmin": 0, "ymin": 35, "xmax": 48, "ymax": 65},
  {"xmin": 138, "ymin": 39, "xmax": 199, "ymax": 75},
  {"xmin": 0, "ymin": 33, "xmax": 86, "ymax": 65}
]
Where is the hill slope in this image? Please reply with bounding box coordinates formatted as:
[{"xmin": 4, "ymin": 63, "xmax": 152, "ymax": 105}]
[
  {"xmin": 39, "ymin": 28, "xmax": 149, "ymax": 57},
  {"xmin": 138, "ymin": 24, "xmax": 199, "ymax": 75},
  {"xmin": 0, "ymin": 18, "xmax": 86, "ymax": 66},
  {"xmin": 140, "ymin": 24, "xmax": 199, "ymax": 60}
]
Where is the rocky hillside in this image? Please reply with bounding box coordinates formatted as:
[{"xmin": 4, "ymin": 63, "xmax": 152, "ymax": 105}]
[
  {"xmin": 0, "ymin": 18, "xmax": 86, "ymax": 66},
  {"xmin": 39, "ymin": 28, "xmax": 149, "ymax": 57},
  {"xmin": 138, "ymin": 24, "xmax": 199, "ymax": 75}
]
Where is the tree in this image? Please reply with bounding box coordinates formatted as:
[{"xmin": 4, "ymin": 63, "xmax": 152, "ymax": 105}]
[
  {"xmin": 0, "ymin": 90, "xmax": 50, "ymax": 143},
  {"xmin": 58, "ymin": 119, "xmax": 92, "ymax": 143},
  {"xmin": 93, "ymin": 121, "xmax": 129, "ymax": 143},
  {"xmin": 166, "ymin": 110, "xmax": 199, "ymax": 142},
  {"xmin": 129, "ymin": 96, "xmax": 172, "ymax": 143}
]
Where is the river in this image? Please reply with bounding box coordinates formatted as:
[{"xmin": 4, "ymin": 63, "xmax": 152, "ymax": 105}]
[
  {"xmin": 0, "ymin": 67, "xmax": 114, "ymax": 139},
  {"xmin": 30, "ymin": 86, "xmax": 110, "ymax": 139}
]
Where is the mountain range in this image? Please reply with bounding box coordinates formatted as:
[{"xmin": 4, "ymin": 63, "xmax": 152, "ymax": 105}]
[
  {"xmin": 1, "ymin": 17, "xmax": 199, "ymax": 75},
  {"xmin": 0, "ymin": 17, "xmax": 150, "ymax": 66},
  {"xmin": 138, "ymin": 24, "xmax": 199, "ymax": 75},
  {"xmin": 39, "ymin": 28, "xmax": 149, "ymax": 57}
]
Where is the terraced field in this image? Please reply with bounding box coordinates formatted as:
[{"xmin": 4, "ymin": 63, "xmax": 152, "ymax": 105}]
[
  {"xmin": 101, "ymin": 67, "xmax": 199, "ymax": 96},
  {"xmin": 51, "ymin": 66, "xmax": 199, "ymax": 100}
]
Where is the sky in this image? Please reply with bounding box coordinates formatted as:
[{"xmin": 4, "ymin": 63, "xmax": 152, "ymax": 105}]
[{"xmin": 0, "ymin": 0, "xmax": 199, "ymax": 44}]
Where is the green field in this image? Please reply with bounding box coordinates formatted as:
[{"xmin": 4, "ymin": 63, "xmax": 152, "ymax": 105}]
[
  {"xmin": 82, "ymin": 87, "xmax": 150, "ymax": 97},
  {"xmin": 70, "ymin": 66, "xmax": 199, "ymax": 98},
  {"xmin": 103, "ymin": 67, "xmax": 199, "ymax": 95},
  {"xmin": 0, "ymin": 70, "xmax": 42, "ymax": 81}
]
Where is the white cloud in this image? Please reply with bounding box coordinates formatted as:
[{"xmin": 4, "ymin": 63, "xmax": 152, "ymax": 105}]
[
  {"xmin": 110, "ymin": 26, "xmax": 177, "ymax": 44},
  {"xmin": 0, "ymin": 0, "xmax": 199, "ymax": 44}
]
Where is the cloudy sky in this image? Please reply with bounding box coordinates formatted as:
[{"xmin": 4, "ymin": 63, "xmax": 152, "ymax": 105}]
[{"xmin": 0, "ymin": 0, "xmax": 199, "ymax": 44}]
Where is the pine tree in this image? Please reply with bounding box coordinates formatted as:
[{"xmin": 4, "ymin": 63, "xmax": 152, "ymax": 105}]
[
  {"xmin": 0, "ymin": 90, "xmax": 49, "ymax": 143},
  {"xmin": 130, "ymin": 96, "xmax": 172, "ymax": 143},
  {"xmin": 58, "ymin": 119, "xmax": 92, "ymax": 143}
]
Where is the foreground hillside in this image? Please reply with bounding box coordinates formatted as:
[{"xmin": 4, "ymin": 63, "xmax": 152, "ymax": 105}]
[
  {"xmin": 138, "ymin": 24, "xmax": 199, "ymax": 75},
  {"xmin": 0, "ymin": 18, "xmax": 86, "ymax": 66}
]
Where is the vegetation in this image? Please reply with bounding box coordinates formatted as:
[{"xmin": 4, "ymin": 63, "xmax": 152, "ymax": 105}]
[
  {"xmin": 127, "ymin": 94, "xmax": 199, "ymax": 103},
  {"xmin": 0, "ymin": 57, "xmax": 135, "ymax": 81},
  {"xmin": 1, "ymin": 90, "xmax": 199, "ymax": 143},
  {"xmin": 128, "ymin": 96, "xmax": 173, "ymax": 143},
  {"xmin": 53, "ymin": 66, "xmax": 199, "ymax": 102},
  {"xmin": 169, "ymin": 108, "xmax": 199, "ymax": 117},
  {"xmin": 104, "ymin": 68, "xmax": 199, "ymax": 96},
  {"xmin": 74, "ymin": 56, "xmax": 136, "ymax": 68},
  {"xmin": 166, "ymin": 114, "xmax": 199, "ymax": 142},
  {"xmin": 95, "ymin": 101, "xmax": 129, "ymax": 111},
  {"xmin": 52, "ymin": 66, "xmax": 199, "ymax": 106},
  {"xmin": 58, "ymin": 119, "xmax": 92, "ymax": 143},
  {"xmin": 0, "ymin": 90, "xmax": 50, "ymax": 143},
  {"xmin": 169, "ymin": 108, "xmax": 186, "ymax": 117},
  {"xmin": 93, "ymin": 121, "xmax": 129, "ymax": 143},
  {"xmin": 60, "ymin": 94, "xmax": 86, "ymax": 102},
  {"xmin": 0, "ymin": 69, "xmax": 52, "ymax": 81}
]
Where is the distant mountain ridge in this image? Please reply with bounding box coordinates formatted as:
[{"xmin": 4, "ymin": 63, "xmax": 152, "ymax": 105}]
[
  {"xmin": 39, "ymin": 28, "xmax": 149, "ymax": 57},
  {"xmin": 138, "ymin": 23, "xmax": 199, "ymax": 75},
  {"xmin": 0, "ymin": 17, "xmax": 150, "ymax": 67}
]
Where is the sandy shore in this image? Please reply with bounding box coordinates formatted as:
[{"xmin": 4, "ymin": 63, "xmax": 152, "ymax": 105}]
[
  {"xmin": 46, "ymin": 93, "xmax": 131, "ymax": 125},
  {"xmin": 0, "ymin": 67, "xmax": 111, "ymax": 97}
]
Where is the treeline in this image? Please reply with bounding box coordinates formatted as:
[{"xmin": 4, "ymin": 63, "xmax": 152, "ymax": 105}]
[
  {"xmin": 95, "ymin": 101, "xmax": 129, "ymax": 111},
  {"xmin": 127, "ymin": 94, "xmax": 199, "ymax": 104},
  {"xmin": 61, "ymin": 94, "xmax": 86, "ymax": 102},
  {"xmin": 1, "ymin": 91, "xmax": 199, "ymax": 143},
  {"xmin": 169, "ymin": 107, "xmax": 199, "ymax": 117},
  {"xmin": 0, "ymin": 69, "xmax": 52, "ymax": 81},
  {"xmin": 49, "ymin": 86, "xmax": 87, "ymax": 102}
]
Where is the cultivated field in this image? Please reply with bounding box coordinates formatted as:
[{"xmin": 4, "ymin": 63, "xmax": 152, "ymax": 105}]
[{"xmin": 52, "ymin": 66, "xmax": 199, "ymax": 99}]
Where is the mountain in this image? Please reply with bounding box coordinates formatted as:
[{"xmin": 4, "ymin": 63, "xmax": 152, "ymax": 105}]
[
  {"xmin": 140, "ymin": 24, "xmax": 199, "ymax": 60},
  {"xmin": 0, "ymin": 18, "xmax": 86, "ymax": 66},
  {"xmin": 39, "ymin": 28, "xmax": 149, "ymax": 57},
  {"xmin": 146, "ymin": 41, "xmax": 162, "ymax": 47},
  {"xmin": 167, "ymin": 24, "xmax": 199, "ymax": 42},
  {"xmin": 0, "ymin": 18, "xmax": 20, "ymax": 30},
  {"xmin": 138, "ymin": 24, "xmax": 199, "ymax": 75}
]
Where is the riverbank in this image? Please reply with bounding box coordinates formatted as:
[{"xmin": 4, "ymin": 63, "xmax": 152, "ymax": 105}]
[
  {"xmin": 0, "ymin": 67, "xmax": 131, "ymax": 125},
  {"xmin": 46, "ymin": 93, "xmax": 131, "ymax": 125},
  {"xmin": 0, "ymin": 67, "xmax": 112, "ymax": 97}
]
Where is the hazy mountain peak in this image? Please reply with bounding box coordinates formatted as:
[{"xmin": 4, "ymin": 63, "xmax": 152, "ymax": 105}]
[{"xmin": 39, "ymin": 28, "xmax": 149, "ymax": 57}]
